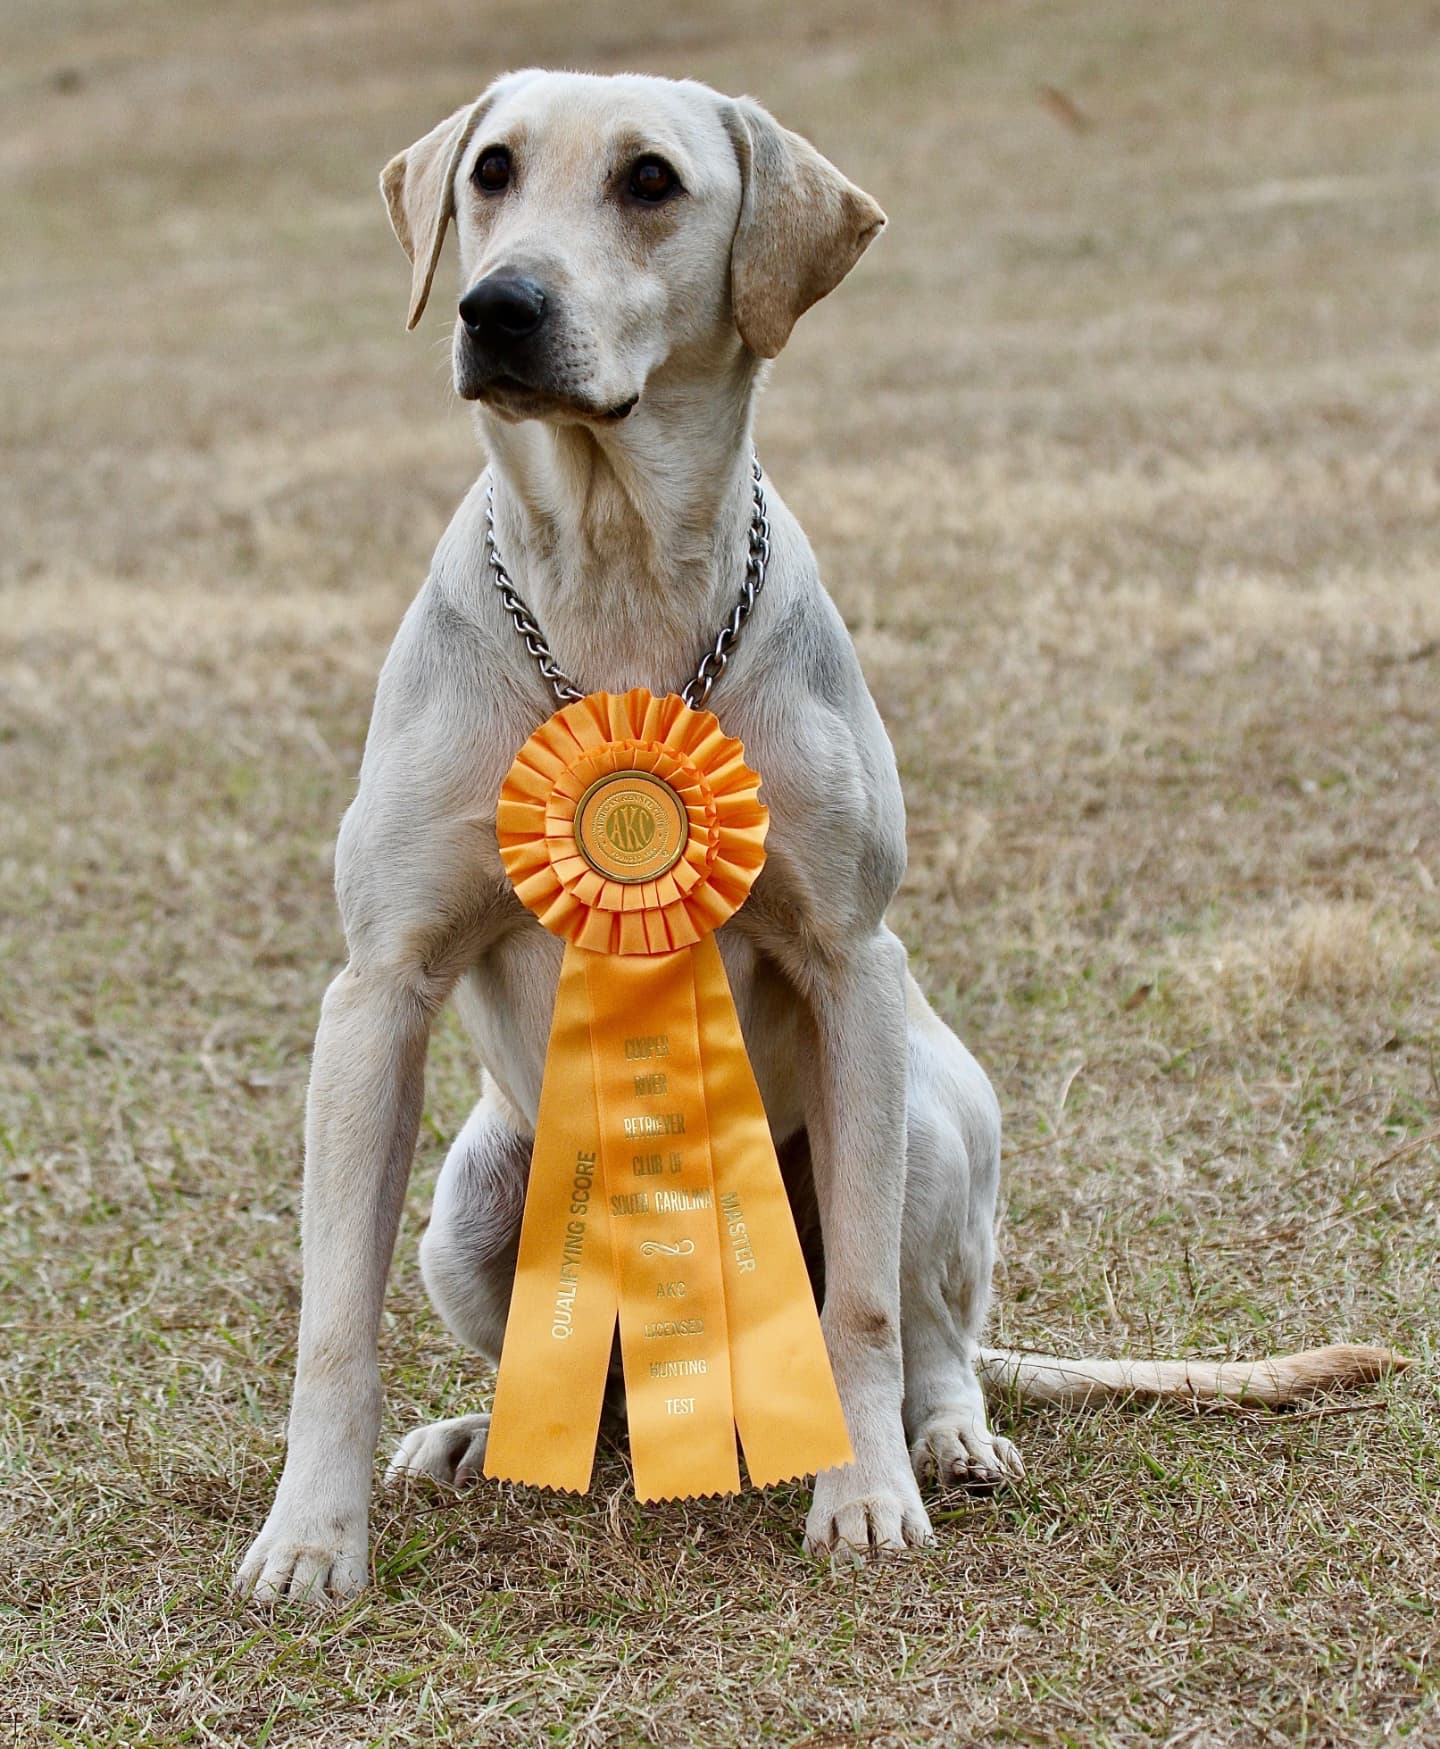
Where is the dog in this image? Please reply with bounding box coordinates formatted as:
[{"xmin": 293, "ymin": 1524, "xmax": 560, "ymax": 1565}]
[{"xmin": 234, "ymin": 70, "xmax": 1404, "ymax": 1603}]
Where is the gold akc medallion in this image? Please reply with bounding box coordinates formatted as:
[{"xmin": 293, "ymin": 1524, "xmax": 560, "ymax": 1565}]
[
  {"xmin": 483, "ymin": 688, "xmax": 854, "ymax": 1502},
  {"xmin": 575, "ymin": 769, "xmax": 688, "ymax": 884}
]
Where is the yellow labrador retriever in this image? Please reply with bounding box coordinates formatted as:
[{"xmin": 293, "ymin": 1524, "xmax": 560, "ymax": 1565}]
[{"xmin": 235, "ymin": 70, "xmax": 1403, "ymax": 1603}]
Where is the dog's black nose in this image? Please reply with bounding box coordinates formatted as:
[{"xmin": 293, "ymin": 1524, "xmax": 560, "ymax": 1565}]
[{"xmin": 458, "ymin": 273, "xmax": 547, "ymax": 341}]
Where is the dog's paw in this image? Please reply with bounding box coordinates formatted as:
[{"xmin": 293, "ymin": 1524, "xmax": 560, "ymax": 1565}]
[
  {"xmin": 385, "ymin": 1413, "xmax": 492, "ymax": 1489},
  {"xmin": 804, "ymin": 1464, "xmax": 933, "ymax": 1561},
  {"xmin": 233, "ymin": 1511, "xmax": 369, "ymax": 1607},
  {"xmin": 909, "ymin": 1412, "xmax": 1025, "ymax": 1493}
]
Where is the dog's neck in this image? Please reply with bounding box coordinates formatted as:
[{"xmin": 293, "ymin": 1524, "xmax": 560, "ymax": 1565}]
[{"xmin": 476, "ymin": 365, "xmax": 762, "ymax": 698}]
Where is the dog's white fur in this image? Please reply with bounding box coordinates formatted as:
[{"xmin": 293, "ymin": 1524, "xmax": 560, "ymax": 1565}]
[{"xmin": 234, "ymin": 72, "xmax": 1406, "ymax": 1604}]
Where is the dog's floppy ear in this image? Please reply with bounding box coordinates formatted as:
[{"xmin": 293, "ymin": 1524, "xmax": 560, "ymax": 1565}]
[
  {"xmin": 722, "ymin": 98, "xmax": 886, "ymax": 359},
  {"xmin": 381, "ymin": 99, "xmax": 487, "ymax": 330},
  {"xmin": 381, "ymin": 76, "xmax": 536, "ymax": 330}
]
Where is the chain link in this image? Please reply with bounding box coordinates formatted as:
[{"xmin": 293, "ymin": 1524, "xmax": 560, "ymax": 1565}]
[
  {"xmin": 483, "ymin": 490, "xmax": 584, "ymax": 704},
  {"xmin": 484, "ymin": 455, "xmax": 770, "ymax": 711}
]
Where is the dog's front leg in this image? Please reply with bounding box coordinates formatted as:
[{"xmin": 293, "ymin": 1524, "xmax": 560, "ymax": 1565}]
[
  {"xmin": 234, "ymin": 961, "xmax": 437, "ymax": 1604},
  {"xmin": 803, "ymin": 927, "xmax": 932, "ymax": 1558}
]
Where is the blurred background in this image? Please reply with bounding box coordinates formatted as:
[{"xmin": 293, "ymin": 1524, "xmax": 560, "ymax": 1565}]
[{"xmin": 3, "ymin": 3, "xmax": 1438, "ymax": 1744}]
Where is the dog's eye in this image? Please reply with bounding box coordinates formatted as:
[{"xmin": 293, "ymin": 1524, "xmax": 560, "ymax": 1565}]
[
  {"xmin": 628, "ymin": 155, "xmax": 679, "ymax": 203},
  {"xmin": 474, "ymin": 147, "xmax": 511, "ymax": 193}
]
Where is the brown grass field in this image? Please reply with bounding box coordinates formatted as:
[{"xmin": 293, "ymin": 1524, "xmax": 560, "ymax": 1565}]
[{"xmin": 3, "ymin": 1, "xmax": 1439, "ymax": 1743}]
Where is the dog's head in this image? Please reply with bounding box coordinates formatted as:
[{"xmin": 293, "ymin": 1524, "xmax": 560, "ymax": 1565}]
[{"xmin": 380, "ymin": 72, "xmax": 885, "ymax": 425}]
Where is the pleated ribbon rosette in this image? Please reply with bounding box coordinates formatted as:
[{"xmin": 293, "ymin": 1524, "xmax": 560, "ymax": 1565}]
[{"xmin": 483, "ymin": 689, "xmax": 854, "ymax": 1501}]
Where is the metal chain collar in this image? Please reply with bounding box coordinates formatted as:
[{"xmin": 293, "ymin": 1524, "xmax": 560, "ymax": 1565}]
[{"xmin": 483, "ymin": 455, "xmax": 771, "ymax": 712}]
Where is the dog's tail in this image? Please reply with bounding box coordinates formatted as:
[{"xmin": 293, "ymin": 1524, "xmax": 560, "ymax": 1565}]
[{"xmin": 975, "ymin": 1343, "xmax": 1413, "ymax": 1409}]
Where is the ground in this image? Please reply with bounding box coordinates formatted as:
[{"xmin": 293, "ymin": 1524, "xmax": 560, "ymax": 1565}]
[{"xmin": 2, "ymin": 1, "xmax": 1438, "ymax": 1744}]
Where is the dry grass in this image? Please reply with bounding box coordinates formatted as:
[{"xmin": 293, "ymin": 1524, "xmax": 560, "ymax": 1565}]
[{"xmin": 3, "ymin": 1, "xmax": 1438, "ymax": 1743}]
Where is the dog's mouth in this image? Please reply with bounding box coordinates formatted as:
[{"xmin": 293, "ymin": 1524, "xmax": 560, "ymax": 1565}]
[{"xmin": 470, "ymin": 374, "xmax": 639, "ymax": 424}]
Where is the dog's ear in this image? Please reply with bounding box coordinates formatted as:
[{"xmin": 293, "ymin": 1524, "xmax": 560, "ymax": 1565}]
[
  {"xmin": 381, "ymin": 99, "xmax": 487, "ymax": 330},
  {"xmin": 381, "ymin": 77, "xmax": 538, "ymax": 330},
  {"xmin": 722, "ymin": 98, "xmax": 886, "ymax": 359}
]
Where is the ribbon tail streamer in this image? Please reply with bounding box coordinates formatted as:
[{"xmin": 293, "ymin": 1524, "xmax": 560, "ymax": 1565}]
[
  {"xmin": 585, "ymin": 948, "xmax": 741, "ymax": 1502},
  {"xmin": 484, "ymin": 945, "xmax": 617, "ymax": 1493},
  {"xmin": 693, "ymin": 934, "xmax": 855, "ymax": 1485}
]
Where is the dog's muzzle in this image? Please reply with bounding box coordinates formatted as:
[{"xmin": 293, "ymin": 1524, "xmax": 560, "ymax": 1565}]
[{"xmin": 455, "ymin": 271, "xmax": 637, "ymax": 421}]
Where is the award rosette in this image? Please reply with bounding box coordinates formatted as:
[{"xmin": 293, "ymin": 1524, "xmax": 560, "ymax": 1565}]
[{"xmin": 483, "ymin": 689, "xmax": 854, "ymax": 1501}]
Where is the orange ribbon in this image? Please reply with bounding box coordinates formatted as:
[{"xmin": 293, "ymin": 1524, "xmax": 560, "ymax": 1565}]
[{"xmin": 483, "ymin": 690, "xmax": 853, "ymax": 1500}]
